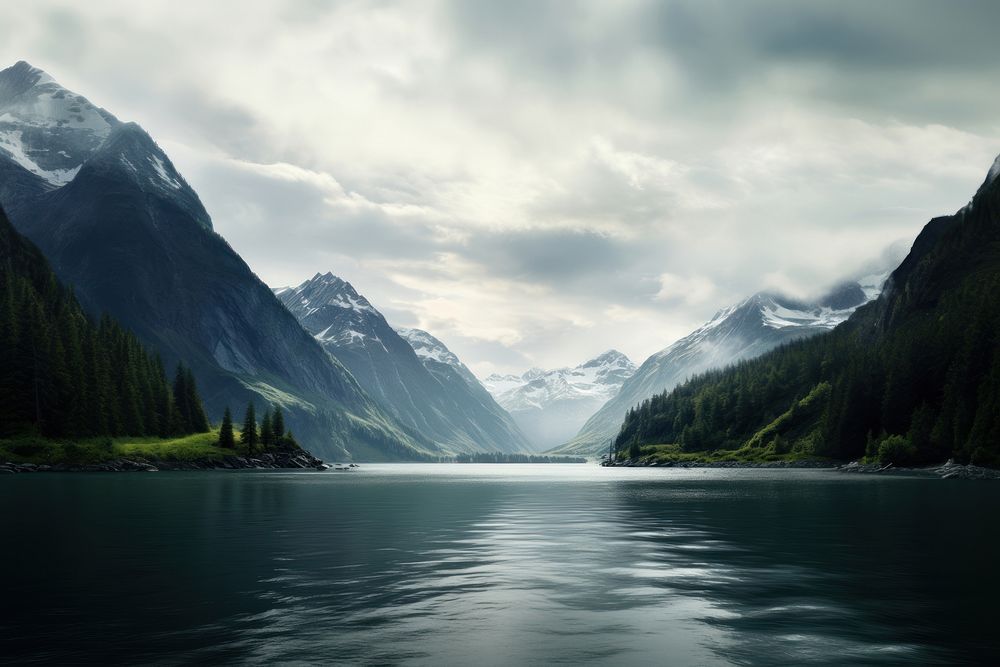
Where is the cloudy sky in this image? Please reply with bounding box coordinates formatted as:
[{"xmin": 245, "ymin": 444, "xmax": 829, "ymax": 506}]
[{"xmin": 3, "ymin": 1, "xmax": 999, "ymax": 376}]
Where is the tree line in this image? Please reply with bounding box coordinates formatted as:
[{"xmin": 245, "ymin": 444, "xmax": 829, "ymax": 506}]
[
  {"xmin": 447, "ymin": 452, "xmax": 587, "ymax": 463},
  {"xmin": 0, "ymin": 211, "xmax": 210, "ymax": 439},
  {"xmin": 615, "ymin": 199, "xmax": 1000, "ymax": 466},
  {"xmin": 217, "ymin": 403, "xmax": 300, "ymax": 454}
]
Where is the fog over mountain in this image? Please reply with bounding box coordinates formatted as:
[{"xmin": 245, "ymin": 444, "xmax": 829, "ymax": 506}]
[
  {"xmin": 483, "ymin": 351, "xmax": 636, "ymax": 451},
  {"xmin": 3, "ymin": 2, "xmax": 999, "ymax": 376}
]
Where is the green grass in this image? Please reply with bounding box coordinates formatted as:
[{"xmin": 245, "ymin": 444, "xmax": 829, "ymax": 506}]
[
  {"xmin": 0, "ymin": 429, "xmax": 247, "ymax": 465},
  {"xmin": 625, "ymin": 443, "xmax": 831, "ymax": 465}
]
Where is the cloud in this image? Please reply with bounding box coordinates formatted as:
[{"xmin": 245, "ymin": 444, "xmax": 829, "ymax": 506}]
[
  {"xmin": 655, "ymin": 274, "xmax": 716, "ymax": 306},
  {"xmin": 2, "ymin": 1, "xmax": 999, "ymax": 374}
]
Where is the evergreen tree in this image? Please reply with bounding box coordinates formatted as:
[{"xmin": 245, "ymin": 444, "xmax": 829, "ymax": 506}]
[
  {"xmin": 183, "ymin": 366, "xmax": 210, "ymax": 432},
  {"xmin": 260, "ymin": 408, "xmax": 274, "ymax": 449},
  {"xmin": 241, "ymin": 402, "xmax": 258, "ymax": 453},
  {"xmin": 172, "ymin": 364, "xmax": 210, "ymax": 434},
  {"xmin": 272, "ymin": 407, "xmax": 285, "ymax": 442},
  {"xmin": 172, "ymin": 363, "xmax": 190, "ymax": 431},
  {"xmin": 218, "ymin": 406, "xmax": 236, "ymax": 449},
  {"xmin": 0, "ymin": 210, "xmax": 211, "ymax": 441}
]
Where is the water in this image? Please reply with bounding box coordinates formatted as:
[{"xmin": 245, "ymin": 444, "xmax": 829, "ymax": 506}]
[{"xmin": 1, "ymin": 464, "xmax": 998, "ymax": 665}]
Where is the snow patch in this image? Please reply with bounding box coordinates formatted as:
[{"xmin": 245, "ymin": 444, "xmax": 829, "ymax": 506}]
[
  {"xmin": 149, "ymin": 154, "xmax": 182, "ymax": 190},
  {"xmin": 483, "ymin": 352, "xmax": 637, "ymax": 411},
  {"xmin": 0, "ymin": 129, "xmax": 80, "ymax": 186}
]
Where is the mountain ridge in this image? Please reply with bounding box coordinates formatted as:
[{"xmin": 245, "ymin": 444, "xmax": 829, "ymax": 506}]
[
  {"xmin": 277, "ymin": 272, "xmax": 533, "ymax": 454},
  {"xmin": 482, "ymin": 350, "xmax": 636, "ymax": 451}
]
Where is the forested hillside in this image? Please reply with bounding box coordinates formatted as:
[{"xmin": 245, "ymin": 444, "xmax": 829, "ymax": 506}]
[
  {"xmin": 615, "ymin": 158, "xmax": 1000, "ymax": 466},
  {"xmin": 0, "ymin": 209, "xmax": 208, "ymax": 439}
]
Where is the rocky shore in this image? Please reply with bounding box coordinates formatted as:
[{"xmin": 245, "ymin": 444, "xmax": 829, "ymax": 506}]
[
  {"xmin": 836, "ymin": 459, "xmax": 1000, "ymax": 480},
  {"xmin": 603, "ymin": 459, "xmax": 832, "ymax": 469},
  {"xmin": 602, "ymin": 457, "xmax": 999, "ymax": 479},
  {"xmin": 0, "ymin": 451, "xmax": 327, "ymax": 473}
]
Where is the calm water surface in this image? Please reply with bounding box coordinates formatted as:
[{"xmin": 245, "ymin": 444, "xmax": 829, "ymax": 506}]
[{"xmin": 2, "ymin": 464, "xmax": 998, "ymax": 665}]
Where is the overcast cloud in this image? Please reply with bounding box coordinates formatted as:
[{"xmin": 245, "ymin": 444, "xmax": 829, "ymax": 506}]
[{"xmin": 3, "ymin": 1, "xmax": 999, "ymax": 375}]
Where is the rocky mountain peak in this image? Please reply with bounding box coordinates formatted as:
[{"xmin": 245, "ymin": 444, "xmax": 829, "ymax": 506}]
[
  {"xmin": 293, "ymin": 272, "xmax": 376, "ymax": 314},
  {"xmin": 0, "ymin": 61, "xmax": 118, "ymax": 188},
  {"xmin": 581, "ymin": 349, "xmax": 634, "ymax": 370}
]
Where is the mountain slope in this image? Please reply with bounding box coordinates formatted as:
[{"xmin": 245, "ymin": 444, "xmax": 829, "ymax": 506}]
[
  {"xmin": 482, "ymin": 351, "xmax": 636, "ymax": 451},
  {"xmin": 276, "ymin": 273, "xmax": 532, "ymax": 454},
  {"xmin": 395, "ymin": 327, "xmax": 537, "ymax": 451},
  {"xmin": 615, "ymin": 154, "xmax": 1000, "ymax": 465},
  {"xmin": 0, "ymin": 60, "xmax": 433, "ymax": 461},
  {"xmin": 553, "ymin": 279, "xmax": 886, "ymax": 457},
  {"xmin": 0, "ymin": 207, "xmax": 204, "ymax": 440}
]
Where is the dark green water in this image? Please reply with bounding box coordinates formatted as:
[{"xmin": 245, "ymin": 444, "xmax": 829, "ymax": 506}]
[{"xmin": 1, "ymin": 464, "xmax": 998, "ymax": 665}]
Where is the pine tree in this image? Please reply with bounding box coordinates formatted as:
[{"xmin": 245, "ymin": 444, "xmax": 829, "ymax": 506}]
[
  {"xmin": 219, "ymin": 406, "xmax": 236, "ymax": 448},
  {"xmin": 241, "ymin": 402, "xmax": 258, "ymax": 453},
  {"xmin": 260, "ymin": 408, "xmax": 273, "ymax": 449},
  {"xmin": 183, "ymin": 367, "xmax": 210, "ymax": 432},
  {"xmin": 172, "ymin": 363, "xmax": 190, "ymax": 431},
  {"xmin": 272, "ymin": 407, "xmax": 285, "ymax": 443}
]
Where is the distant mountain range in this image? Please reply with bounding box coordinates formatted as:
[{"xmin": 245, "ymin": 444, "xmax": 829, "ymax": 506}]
[
  {"xmin": 276, "ymin": 273, "xmax": 532, "ymax": 454},
  {"xmin": 482, "ymin": 351, "xmax": 636, "ymax": 451},
  {"xmin": 0, "ymin": 60, "xmax": 433, "ymax": 461},
  {"xmin": 551, "ymin": 274, "xmax": 894, "ymax": 457}
]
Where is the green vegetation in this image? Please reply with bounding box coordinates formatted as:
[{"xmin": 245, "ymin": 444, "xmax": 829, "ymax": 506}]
[
  {"xmin": 0, "ymin": 430, "xmax": 230, "ymax": 465},
  {"xmin": 226, "ymin": 403, "xmax": 300, "ymax": 452},
  {"xmin": 0, "ymin": 209, "xmax": 210, "ymax": 441},
  {"xmin": 240, "ymin": 402, "xmax": 258, "ymax": 452},
  {"xmin": 171, "ymin": 364, "xmax": 210, "ymax": 434},
  {"xmin": 615, "ymin": 176, "xmax": 1000, "ymax": 467},
  {"xmin": 616, "ymin": 443, "xmax": 831, "ymax": 466},
  {"xmin": 219, "ymin": 407, "xmax": 236, "ymax": 449},
  {"xmin": 1, "ymin": 416, "xmax": 304, "ymax": 466}
]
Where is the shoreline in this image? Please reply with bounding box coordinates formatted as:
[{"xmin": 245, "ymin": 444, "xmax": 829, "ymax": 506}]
[
  {"xmin": 0, "ymin": 451, "xmax": 327, "ymax": 473},
  {"xmin": 601, "ymin": 458, "xmax": 1000, "ymax": 479}
]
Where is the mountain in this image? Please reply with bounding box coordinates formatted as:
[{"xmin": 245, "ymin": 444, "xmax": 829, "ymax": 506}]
[
  {"xmin": 553, "ymin": 276, "xmax": 889, "ymax": 457},
  {"xmin": 275, "ymin": 273, "xmax": 532, "ymax": 454},
  {"xmin": 0, "ymin": 61, "xmax": 433, "ymax": 461},
  {"xmin": 615, "ymin": 154, "xmax": 1000, "ymax": 466},
  {"xmin": 482, "ymin": 351, "xmax": 636, "ymax": 451},
  {"xmin": 396, "ymin": 327, "xmax": 537, "ymax": 452}
]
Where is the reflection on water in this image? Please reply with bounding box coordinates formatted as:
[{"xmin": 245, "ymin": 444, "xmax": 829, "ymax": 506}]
[{"xmin": 1, "ymin": 465, "xmax": 998, "ymax": 665}]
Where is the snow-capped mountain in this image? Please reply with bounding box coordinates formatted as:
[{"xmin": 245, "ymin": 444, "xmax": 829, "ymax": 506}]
[
  {"xmin": 0, "ymin": 61, "xmax": 431, "ymax": 461},
  {"xmin": 482, "ymin": 351, "xmax": 636, "ymax": 451},
  {"xmin": 0, "ymin": 61, "xmax": 115, "ymax": 188},
  {"xmin": 551, "ymin": 276, "xmax": 890, "ymax": 457},
  {"xmin": 397, "ymin": 327, "xmax": 480, "ymax": 390},
  {"xmin": 276, "ymin": 273, "xmax": 533, "ymax": 454}
]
